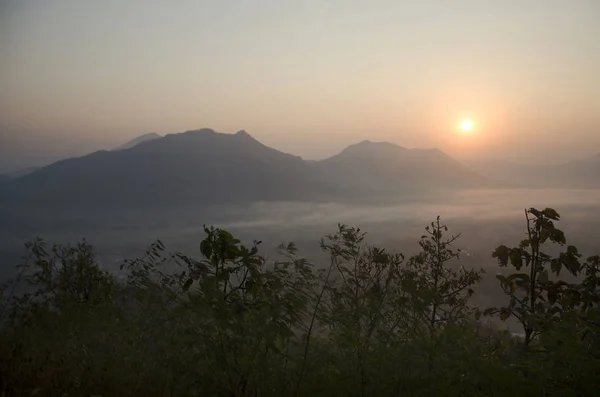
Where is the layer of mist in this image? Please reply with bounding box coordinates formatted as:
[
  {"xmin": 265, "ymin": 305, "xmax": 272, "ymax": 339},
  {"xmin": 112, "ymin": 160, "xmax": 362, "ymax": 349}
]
[{"xmin": 2, "ymin": 188, "xmax": 599, "ymax": 317}]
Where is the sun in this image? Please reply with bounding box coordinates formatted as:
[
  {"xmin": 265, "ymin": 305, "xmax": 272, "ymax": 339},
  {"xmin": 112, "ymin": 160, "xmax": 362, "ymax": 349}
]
[{"xmin": 460, "ymin": 119, "xmax": 475, "ymax": 133}]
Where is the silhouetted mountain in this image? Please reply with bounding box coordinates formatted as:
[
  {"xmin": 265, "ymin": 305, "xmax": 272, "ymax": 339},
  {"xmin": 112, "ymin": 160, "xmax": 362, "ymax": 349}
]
[
  {"xmin": 2, "ymin": 134, "xmax": 162, "ymax": 180},
  {"xmin": 1, "ymin": 129, "xmax": 332, "ymax": 211},
  {"xmin": 469, "ymin": 154, "xmax": 600, "ymax": 188},
  {"xmin": 0, "ymin": 129, "xmax": 498, "ymax": 216},
  {"xmin": 315, "ymin": 140, "xmax": 491, "ymax": 195},
  {"xmin": 113, "ymin": 133, "xmax": 162, "ymax": 151},
  {"xmin": 554, "ymin": 155, "xmax": 600, "ymax": 188},
  {"xmin": 7, "ymin": 166, "xmax": 40, "ymax": 179}
]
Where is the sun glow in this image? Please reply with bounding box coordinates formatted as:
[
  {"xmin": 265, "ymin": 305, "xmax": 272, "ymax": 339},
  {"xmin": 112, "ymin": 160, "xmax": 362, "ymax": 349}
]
[{"xmin": 460, "ymin": 119, "xmax": 474, "ymax": 133}]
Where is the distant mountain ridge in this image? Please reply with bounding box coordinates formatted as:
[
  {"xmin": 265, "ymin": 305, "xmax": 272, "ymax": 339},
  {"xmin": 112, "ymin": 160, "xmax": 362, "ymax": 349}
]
[
  {"xmin": 468, "ymin": 155, "xmax": 600, "ymax": 188},
  {"xmin": 1, "ymin": 129, "xmax": 332, "ymax": 210},
  {"xmin": 316, "ymin": 140, "xmax": 492, "ymax": 195},
  {"xmin": 7, "ymin": 166, "xmax": 41, "ymax": 179},
  {"xmin": 113, "ymin": 133, "xmax": 162, "ymax": 151},
  {"xmin": 1, "ymin": 128, "xmax": 499, "ymax": 212}
]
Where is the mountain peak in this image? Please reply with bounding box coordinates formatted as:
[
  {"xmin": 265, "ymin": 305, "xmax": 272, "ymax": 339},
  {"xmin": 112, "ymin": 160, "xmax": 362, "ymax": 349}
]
[
  {"xmin": 338, "ymin": 140, "xmax": 406, "ymax": 158},
  {"xmin": 113, "ymin": 132, "xmax": 162, "ymax": 151},
  {"xmin": 362, "ymin": 140, "xmax": 405, "ymax": 149},
  {"xmin": 138, "ymin": 132, "xmax": 161, "ymax": 139},
  {"xmin": 235, "ymin": 129, "xmax": 256, "ymax": 141},
  {"xmin": 181, "ymin": 128, "xmax": 215, "ymax": 135},
  {"xmin": 4, "ymin": 127, "xmax": 326, "ymax": 209},
  {"xmin": 355, "ymin": 140, "xmax": 404, "ymax": 148}
]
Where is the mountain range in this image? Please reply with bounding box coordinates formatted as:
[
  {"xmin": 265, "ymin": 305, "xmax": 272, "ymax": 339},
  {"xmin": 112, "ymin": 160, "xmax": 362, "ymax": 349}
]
[
  {"xmin": 2, "ymin": 128, "xmax": 598, "ymax": 216},
  {"xmin": 468, "ymin": 155, "xmax": 600, "ymax": 189},
  {"xmin": 112, "ymin": 133, "xmax": 162, "ymax": 151},
  {"xmin": 316, "ymin": 140, "xmax": 491, "ymax": 195},
  {"xmin": 0, "ymin": 128, "xmax": 492, "ymax": 211}
]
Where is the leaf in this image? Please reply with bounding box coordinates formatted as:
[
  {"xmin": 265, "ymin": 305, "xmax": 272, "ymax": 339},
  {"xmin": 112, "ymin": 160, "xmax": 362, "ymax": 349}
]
[
  {"xmin": 493, "ymin": 245, "xmax": 510, "ymax": 266},
  {"xmin": 551, "ymin": 259, "xmax": 562, "ymax": 276},
  {"xmin": 519, "ymin": 239, "xmax": 531, "ymax": 249},
  {"xmin": 499, "ymin": 308, "xmax": 511, "ymax": 321},
  {"xmin": 509, "ymin": 249, "xmax": 523, "ymax": 270},
  {"xmin": 567, "ymin": 245, "xmax": 579, "ymax": 255},
  {"xmin": 542, "ymin": 208, "xmax": 560, "ymax": 221},
  {"xmin": 560, "ymin": 251, "xmax": 581, "ymax": 275},
  {"xmin": 586, "ymin": 255, "xmax": 600, "ymax": 265},
  {"xmin": 538, "ymin": 270, "xmax": 549, "ymax": 284},
  {"xmin": 183, "ymin": 278, "xmax": 193, "ymax": 292},
  {"xmin": 219, "ymin": 230, "xmax": 234, "ymax": 241},
  {"xmin": 200, "ymin": 240, "xmax": 212, "ymax": 259},
  {"xmin": 549, "ymin": 228, "xmax": 566, "ymax": 245},
  {"xmin": 540, "ymin": 228, "xmax": 550, "ymax": 244}
]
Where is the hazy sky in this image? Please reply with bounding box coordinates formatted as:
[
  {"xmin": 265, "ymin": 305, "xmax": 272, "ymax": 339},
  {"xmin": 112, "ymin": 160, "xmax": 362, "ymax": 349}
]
[{"xmin": 1, "ymin": 0, "xmax": 599, "ymax": 172}]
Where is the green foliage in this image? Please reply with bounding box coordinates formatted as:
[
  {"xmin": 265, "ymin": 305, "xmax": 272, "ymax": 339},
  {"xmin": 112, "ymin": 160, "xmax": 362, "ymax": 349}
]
[
  {"xmin": 485, "ymin": 207, "xmax": 600, "ymax": 395},
  {"xmin": 1, "ymin": 210, "xmax": 598, "ymax": 396},
  {"xmin": 407, "ymin": 217, "xmax": 482, "ymax": 329},
  {"xmin": 486, "ymin": 208, "xmax": 583, "ymax": 347}
]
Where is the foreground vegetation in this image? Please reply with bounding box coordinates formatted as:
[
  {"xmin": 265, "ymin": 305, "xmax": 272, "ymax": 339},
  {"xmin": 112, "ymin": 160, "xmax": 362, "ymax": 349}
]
[{"xmin": 1, "ymin": 208, "xmax": 599, "ymax": 396}]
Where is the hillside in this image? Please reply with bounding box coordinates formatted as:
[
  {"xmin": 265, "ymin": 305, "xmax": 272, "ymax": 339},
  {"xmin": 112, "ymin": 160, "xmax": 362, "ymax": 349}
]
[
  {"xmin": 7, "ymin": 166, "xmax": 41, "ymax": 179},
  {"xmin": 553, "ymin": 155, "xmax": 600, "ymax": 188},
  {"xmin": 315, "ymin": 140, "xmax": 492, "ymax": 195},
  {"xmin": 113, "ymin": 133, "xmax": 162, "ymax": 151},
  {"xmin": 0, "ymin": 129, "xmax": 332, "ymax": 211},
  {"xmin": 0, "ymin": 130, "xmax": 496, "ymax": 214},
  {"xmin": 468, "ymin": 154, "xmax": 600, "ymax": 188}
]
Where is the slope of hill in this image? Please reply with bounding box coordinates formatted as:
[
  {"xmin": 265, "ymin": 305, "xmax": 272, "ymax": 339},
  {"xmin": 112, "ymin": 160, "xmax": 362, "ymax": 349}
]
[
  {"xmin": 468, "ymin": 154, "xmax": 600, "ymax": 188},
  {"xmin": 7, "ymin": 166, "xmax": 41, "ymax": 179},
  {"xmin": 113, "ymin": 133, "xmax": 162, "ymax": 151},
  {"xmin": 315, "ymin": 140, "xmax": 492, "ymax": 195},
  {"xmin": 2, "ymin": 134, "xmax": 163, "ymax": 181},
  {"xmin": 0, "ymin": 129, "xmax": 498, "ymax": 216},
  {"xmin": 1, "ymin": 129, "xmax": 332, "ymax": 211},
  {"xmin": 554, "ymin": 155, "xmax": 600, "ymax": 188},
  {"xmin": 0, "ymin": 174, "xmax": 10, "ymax": 183}
]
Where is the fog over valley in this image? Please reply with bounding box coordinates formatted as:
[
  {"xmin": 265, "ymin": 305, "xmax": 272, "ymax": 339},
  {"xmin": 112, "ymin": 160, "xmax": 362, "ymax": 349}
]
[
  {"xmin": 1, "ymin": 129, "xmax": 599, "ymax": 306},
  {"xmin": 2, "ymin": 1, "xmax": 600, "ymax": 395}
]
